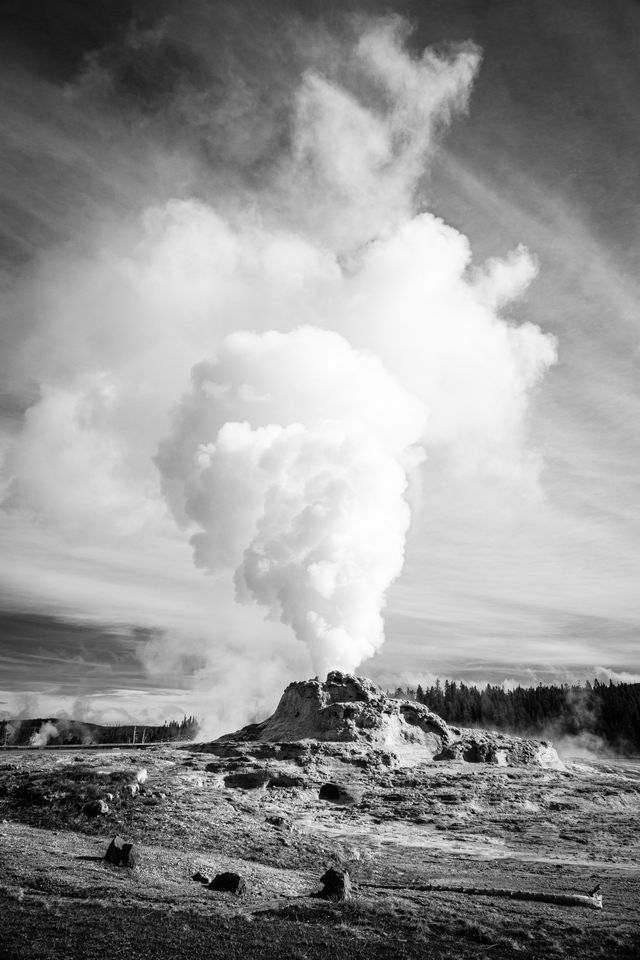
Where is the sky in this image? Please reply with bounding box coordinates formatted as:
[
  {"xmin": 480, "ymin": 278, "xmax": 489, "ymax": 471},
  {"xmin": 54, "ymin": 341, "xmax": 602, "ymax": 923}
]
[{"xmin": 1, "ymin": 0, "xmax": 639, "ymax": 732}]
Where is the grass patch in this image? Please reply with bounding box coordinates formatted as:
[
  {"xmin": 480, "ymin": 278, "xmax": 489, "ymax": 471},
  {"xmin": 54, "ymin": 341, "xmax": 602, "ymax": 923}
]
[{"xmin": 0, "ymin": 763, "xmax": 143, "ymax": 831}]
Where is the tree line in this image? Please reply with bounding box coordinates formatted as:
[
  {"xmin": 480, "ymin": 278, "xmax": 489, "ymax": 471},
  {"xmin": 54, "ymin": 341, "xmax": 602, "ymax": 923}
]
[
  {"xmin": 390, "ymin": 679, "xmax": 640, "ymax": 754},
  {"xmin": 0, "ymin": 714, "xmax": 200, "ymax": 747},
  {"xmin": 95, "ymin": 714, "xmax": 200, "ymax": 745}
]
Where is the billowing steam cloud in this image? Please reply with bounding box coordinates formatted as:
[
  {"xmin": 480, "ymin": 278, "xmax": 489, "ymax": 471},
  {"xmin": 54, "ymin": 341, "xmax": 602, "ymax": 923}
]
[
  {"xmin": 2, "ymin": 12, "xmax": 556, "ymax": 707},
  {"xmin": 30, "ymin": 721, "xmax": 59, "ymax": 748},
  {"xmin": 157, "ymin": 327, "xmax": 427, "ymax": 674}
]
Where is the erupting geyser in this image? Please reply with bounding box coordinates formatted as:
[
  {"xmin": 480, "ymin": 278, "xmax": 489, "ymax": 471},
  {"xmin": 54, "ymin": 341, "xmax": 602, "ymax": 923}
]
[
  {"xmin": 5, "ymin": 15, "xmax": 556, "ymax": 699},
  {"xmin": 157, "ymin": 327, "xmax": 427, "ymax": 675},
  {"xmin": 153, "ymin": 22, "xmax": 555, "ymax": 678}
]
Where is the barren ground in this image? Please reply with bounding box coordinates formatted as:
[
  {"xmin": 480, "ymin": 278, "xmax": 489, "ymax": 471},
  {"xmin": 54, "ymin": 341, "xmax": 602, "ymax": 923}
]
[{"xmin": 1, "ymin": 745, "xmax": 639, "ymax": 959}]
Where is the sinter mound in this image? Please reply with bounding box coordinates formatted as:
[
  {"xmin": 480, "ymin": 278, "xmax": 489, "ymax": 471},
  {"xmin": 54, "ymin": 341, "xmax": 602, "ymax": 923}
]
[{"xmin": 218, "ymin": 672, "xmax": 561, "ymax": 767}]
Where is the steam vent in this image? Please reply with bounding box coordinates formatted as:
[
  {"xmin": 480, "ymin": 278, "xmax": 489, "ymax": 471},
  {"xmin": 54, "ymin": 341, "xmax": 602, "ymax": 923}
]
[{"xmin": 212, "ymin": 672, "xmax": 562, "ymax": 768}]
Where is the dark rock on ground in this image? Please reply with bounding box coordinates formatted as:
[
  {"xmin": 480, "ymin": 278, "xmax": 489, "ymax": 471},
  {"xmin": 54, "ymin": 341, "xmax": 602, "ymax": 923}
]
[
  {"xmin": 317, "ymin": 867, "xmax": 352, "ymax": 902},
  {"xmin": 83, "ymin": 799, "xmax": 109, "ymax": 817},
  {"xmin": 105, "ymin": 836, "xmax": 137, "ymax": 868},
  {"xmin": 119, "ymin": 843, "xmax": 137, "ymax": 868},
  {"xmin": 265, "ymin": 814, "xmax": 287, "ymax": 827},
  {"xmin": 104, "ymin": 836, "xmax": 124, "ymax": 864},
  {"xmin": 208, "ymin": 872, "xmax": 246, "ymax": 895},
  {"xmin": 223, "ymin": 770, "xmax": 272, "ymax": 789}
]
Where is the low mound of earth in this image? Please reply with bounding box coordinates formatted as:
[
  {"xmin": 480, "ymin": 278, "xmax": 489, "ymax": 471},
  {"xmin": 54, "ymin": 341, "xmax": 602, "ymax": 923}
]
[{"xmin": 216, "ymin": 672, "xmax": 561, "ymax": 768}]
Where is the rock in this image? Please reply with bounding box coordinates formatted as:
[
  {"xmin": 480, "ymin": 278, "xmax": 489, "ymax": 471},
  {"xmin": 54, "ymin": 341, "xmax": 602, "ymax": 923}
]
[
  {"xmin": 105, "ymin": 836, "xmax": 137, "ymax": 868},
  {"xmin": 192, "ymin": 871, "xmax": 211, "ymax": 884},
  {"xmin": 104, "ymin": 836, "xmax": 125, "ymax": 865},
  {"xmin": 224, "ymin": 770, "xmax": 272, "ymax": 789},
  {"xmin": 317, "ymin": 867, "xmax": 352, "ymax": 902},
  {"xmin": 83, "ymin": 798, "xmax": 109, "ymax": 817},
  {"xmin": 120, "ymin": 843, "xmax": 137, "ymax": 868},
  {"xmin": 436, "ymin": 732, "xmax": 563, "ymax": 768},
  {"xmin": 265, "ymin": 814, "xmax": 287, "ymax": 827},
  {"xmin": 208, "ymin": 872, "xmax": 246, "ymax": 895},
  {"xmin": 123, "ymin": 783, "xmax": 139, "ymax": 798},
  {"xmin": 319, "ymin": 782, "xmax": 364, "ymax": 805}
]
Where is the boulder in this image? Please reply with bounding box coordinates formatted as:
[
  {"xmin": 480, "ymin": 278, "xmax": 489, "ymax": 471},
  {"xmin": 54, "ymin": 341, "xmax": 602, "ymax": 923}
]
[
  {"xmin": 208, "ymin": 872, "xmax": 246, "ymax": 895},
  {"xmin": 104, "ymin": 837, "xmax": 125, "ymax": 866},
  {"xmin": 120, "ymin": 843, "xmax": 137, "ymax": 868},
  {"xmin": 83, "ymin": 798, "xmax": 109, "ymax": 817},
  {"xmin": 224, "ymin": 770, "xmax": 272, "ymax": 789},
  {"xmin": 265, "ymin": 814, "xmax": 288, "ymax": 827},
  {"xmin": 317, "ymin": 867, "xmax": 352, "ymax": 902},
  {"xmin": 105, "ymin": 835, "xmax": 137, "ymax": 868}
]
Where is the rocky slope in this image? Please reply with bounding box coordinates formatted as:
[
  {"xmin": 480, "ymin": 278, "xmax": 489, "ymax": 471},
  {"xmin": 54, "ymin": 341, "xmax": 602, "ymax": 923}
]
[{"xmin": 217, "ymin": 672, "xmax": 562, "ymax": 768}]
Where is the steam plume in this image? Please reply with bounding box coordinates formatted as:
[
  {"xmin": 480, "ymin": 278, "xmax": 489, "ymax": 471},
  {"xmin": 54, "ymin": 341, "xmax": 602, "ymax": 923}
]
[
  {"xmin": 2, "ymin": 11, "xmax": 556, "ymax": 709},
  {"xmin": 157, "ymin": 327, "xmax": 427, "ymax": 674},
  {"xmin": 29, "ymin": 721, "xmax": 59, "ymax": 748},
  {"xmin": 152, "ymin": 19, "xmax": 554, "ymax": 675}
]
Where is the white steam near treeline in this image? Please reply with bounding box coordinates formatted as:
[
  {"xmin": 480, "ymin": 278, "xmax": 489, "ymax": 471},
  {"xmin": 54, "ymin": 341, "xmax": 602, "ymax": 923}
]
[{"xmin": 2, "ymin": 9, "xmax": 555, "ymax": 716}]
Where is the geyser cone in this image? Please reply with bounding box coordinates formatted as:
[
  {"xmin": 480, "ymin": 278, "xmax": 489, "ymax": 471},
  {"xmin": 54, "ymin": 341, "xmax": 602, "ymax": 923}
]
[{"xmin": 216, "ymin": 672, "xmax": 563, "ymax": 768}]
